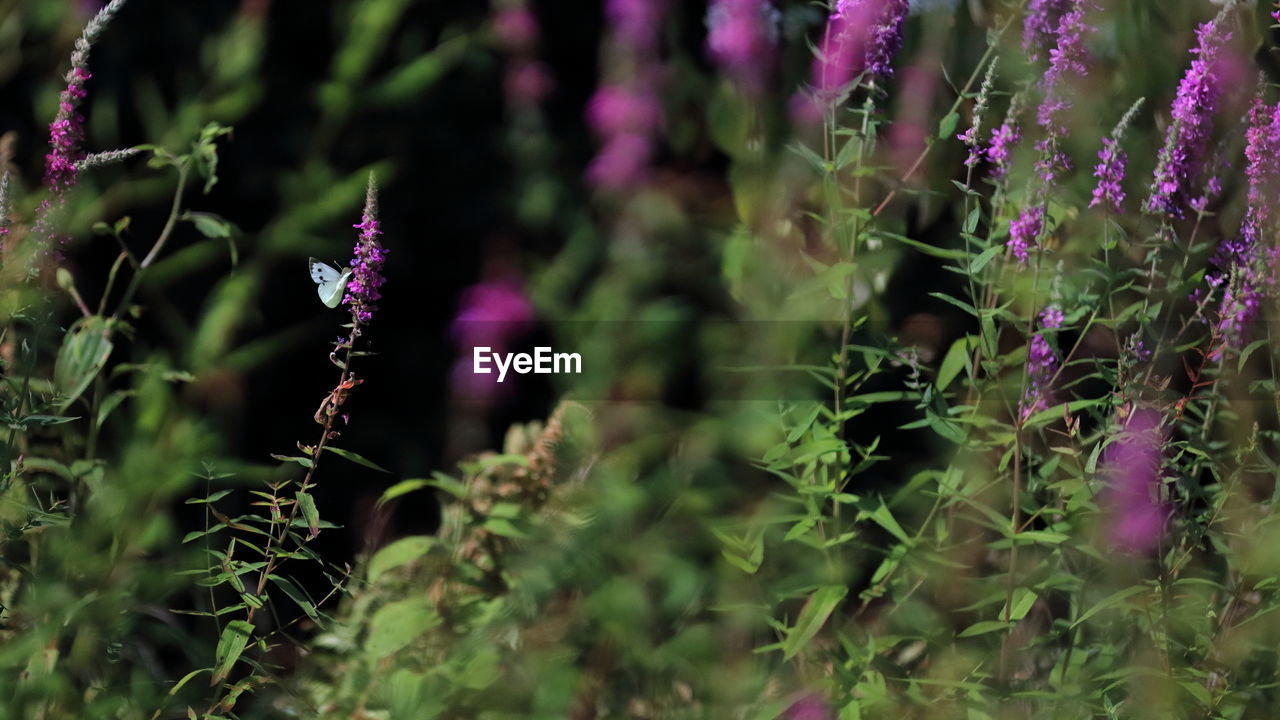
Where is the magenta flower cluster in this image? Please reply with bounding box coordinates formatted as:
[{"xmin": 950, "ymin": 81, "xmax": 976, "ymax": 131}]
[
  {"xmin": 46, "ymin": 67, "xmax": 91, "ymax": 193},
  {"xmin": 1020, "ymin": 305, "xmax": 1062, "ymax": 422},
  {"xmin": 705, "ymin": 0, "xmax": 780, "ymax": 94},
  {"xmin": 1022, "ymin": 0, "xmax": 1071, "ymax": 63},
  {"xmin": 343, "ymin": 179, "xmax": 387, "ymax": 325},
  {"xmin": 1034, "ymin": 0, "xmax": 1094, "ymax": 183},
  {"xmin": 1146, "ymin": 16, "xmax": 1232, "ymax": 216},
  {"xmin": 985, "ymin": 121, "xmax": 1019, "ymax": 179},
  {"xmin": 812, "ymin": 0, "xmax": 910, "ymax": 100},
  {"xmin": 1008, "ymin": 206, "xmax": 1043, "ymax": 265},
  {"xmin": 1212, "ymin": 96, "xmax": 1280, "ymax": 347},
  {"xmin": 1103, "ymin": 408, "xmax": 1168, "ymax": 554},
  {"xmin": 1089, "ymin": 137, "xmax": 1126, "ymax": 212}
]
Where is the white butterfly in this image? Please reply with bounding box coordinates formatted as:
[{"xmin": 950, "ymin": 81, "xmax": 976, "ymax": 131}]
[{"xmin": 309, "ymin": 258, "xmax": 352, "ymax": 309}]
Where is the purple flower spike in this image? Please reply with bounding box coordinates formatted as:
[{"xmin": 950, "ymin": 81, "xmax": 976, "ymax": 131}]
[
  {"xmin": 1088, "ymin": 137, "xmax": 1127, "ymax": 212},
  {"xmin": 32, "ymin": 0, "xmax": 129, "ymax": 253},
  {"xmin": 986, "ymin": 121, "xmax": 1019, "ymax": 179},
  {"xmin": 1023, "ymin": 0, "xmax": 1071, "ymax": 63},
  {"xmin": 1020, "ymin": 304, "xmax": 1062, "ymax": 422},
  {"xmin": 812, "ymin": 0, "xmax": 910, "ymax": 100},
  {"xmin": 1088, "ymin": 100, "xmax": 1142, "ymax": 214},
  {"xmin": 1146, "ymin": 11, "xmax": 1234, "ymax": 216},
  {"xmin": 1212, "ymin": 95, "xmax": 1280, "ymax": 348},
  {"xmin": 1103, "ymin": 408, "xmax": 1168, "ymax": 554},
  {"xmin": 1034, "ymin": 0, "xmax": 1096, "ymax": 185},
  {"xmin": 1008, "ymin": 205, "xmax": 1044, "ymax": 264},
  {"xmin": 343, "ymin": 175, "xmax": 387, "ymax": 325}
]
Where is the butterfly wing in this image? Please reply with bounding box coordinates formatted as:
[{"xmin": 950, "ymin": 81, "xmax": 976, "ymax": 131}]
[{"xmin": 309, "ymin": 258, "xmax": 351, "ymax": 309}]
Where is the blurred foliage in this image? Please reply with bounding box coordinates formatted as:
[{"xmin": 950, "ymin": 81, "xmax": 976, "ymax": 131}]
[{"xmin": 6, "ymin": 0, "xmax": 1280, "ymax": 719}]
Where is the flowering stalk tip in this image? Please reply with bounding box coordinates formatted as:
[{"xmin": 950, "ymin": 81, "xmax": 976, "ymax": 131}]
[
  {"xmin": 343, "ymin": 174, "xmax": 387, "ymax": 325},
  {"xmin": 1146, "ymin": 9, "xmax": 1234, "ymax": 216}
]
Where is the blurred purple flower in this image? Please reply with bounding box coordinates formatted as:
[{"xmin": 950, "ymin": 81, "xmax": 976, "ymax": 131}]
[
  {"xmin": 606, "ymin": 0, "xmax": 664, "ymax": 51},
  {"xmin": 1146, "ymin": 13, "xmax": 1233, "ymax": 216},
  {"xmin": 343, "ymin": 176, "xmax": 387, "ymax": 325},
  {"xmin": 451, "ymin": 279, "xmax": 535, "ymax": 347},
  {"xmin": 450, "ymin": 278, "xmax": 535, "ymax": 404},
  {"xmin": 705, "ymin": 0, "xmax": 781, "ymax": 93},
  {"xmin": 1035, "ymin": 1, "xmax": 1096, "ymax": 184},
  {"xmin": 784, "ymin": 695, "xmax": 832, "ymax": 720},
  {"xmin": 506, "ymin": 60, "xmax": 554, "ymax": 106},
  {"xmin": 493, "ymin": 6, "xmax": 539, "ymax": 53},
  {"xmin": 1023, "ymin": 0, "xmax": 1071, "ymax": 62},
  {"xmin": 1213, "ymin": 96, "xmax": 1280, "ymax": 347},
  {"xmin": 812, "ymin": 0, "xmax": 910, "ymax": 100},
  {"xmin": 587, "ymin": 85, "xmax": 662, "ymax": 136},
  {"xmin": 587, "ymin": 133, "xmax": 653, "ymax": 189},
  {"xmin": 587, "ymin": 0, "xmax": 665, "ymax": 190},
  {"xmin": 585, "ymin": 84, "xmax": 662, "ymax": 189},
  {"xmin": 1019, "ymin": 304, "xmax": 1061, "ymax": 421},
  {"xmin": 1103, "ymin": 408, "xmax": 1168, "ymax": 554}
]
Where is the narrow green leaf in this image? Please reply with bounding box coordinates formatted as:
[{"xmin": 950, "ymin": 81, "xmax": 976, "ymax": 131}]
[
  {"xmin": 1071, "ymin": 585, "xmax": 1147, "ymax": 628},
  {"xmin": 783, "ymin": 586, "xmax": 847, "ymax": 659},
  {"xmin": 936, "ymin": 337, "xmax": 969, "ymax": 391},
  {"xmin": 377, "ymin": 478, "xmax": 429, "ymax": 507},
  {"xmin": 323, "ymin": 446, "xmax": 390, "ymax": 473},
  {"xmin": 957, "ymin": 620, "xmax": 1012, "ymax": 638}
]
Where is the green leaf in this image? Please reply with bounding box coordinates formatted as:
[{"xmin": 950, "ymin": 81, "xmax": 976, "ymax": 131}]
[
  {"xmin": 459, "ymin": 649, "xmax": 502, "ymax": 690},
  {"xmin": 936, "ymin": 337, "xmax": 970, "ymax": 392},
  {"xmin": 268, "ymin": 574, "xmax": 319, "ymax": 622},
  {"xmin": 1239, "ymin": 338, "xmax": 1270, "ymax": 372},
  {"xmin": 212, "ymin": 620, "xmax": 253, "ymax": 685},
  {"xmin": 296, "ymin": 492, "xmax": 320, "ymax": 540},
  {"xmin": 96, "ymin": 390, "xmax": 135, "ymax": 427},
  {"xmin": 482, "ymin": 517, "xmax": 526, "ymax": 538},
  {"xmin": 865, "ymin": 499, "xmax": 911, "ymax": 545},
  {"xmin": 957, "ymin": 620, "xmax": 1012, "ymax": 638},
  {"xmin": 367, "ymin": 598, "xmax": 440, "ymax": 660},
  {"xmin": 270, "ymin": 454, "xmax": 313, "ymax": 468},
  {"xmin": 377, "ymin": 478, "xmax": 429, "ymax": 507},
  {"xmin": 1006, "ymin": 588, "xmax": 1038, "ymax": 621},
  {"xmin": 883, "ymin": 234, "xmax": 967, "ymax": 260},
  {"xmin": 937, "ymin": 111, "xmax": 960, "ymax": 140},
  {"xmin": 787, "ymin": 404, "xmax": 824, "ymax": 443},
  {"xmin": 185, "ymin": 489, "xmax": 235, "ymax": 504},
  {"xmin": 368, "ymin": 536, "xmax": 435, "ymax": 582},
  {"xmin": 1071, "ymin": 585, "xmax": 1147, "ymax": 628},
  {"xmin": 323, "ymin": 446, "xmax": 390, "ymax": 472},
  {"xmin": 186, "ymin": 212, "xmax": 235, "ymax": 238},
  {"xmin": 54, "ymin": 318, "xmax": 114, "ymax": 410},
  {"xmin": 783, "ymin": 586, "xmax": 847, "ymax": 659},
  {"xmin": 168, "ymin": 668, "xmax": 211, "ymax": 696},
  {"xmin": 968, "ymin": 245, "xmax": 1002, "ymax": 274}
]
